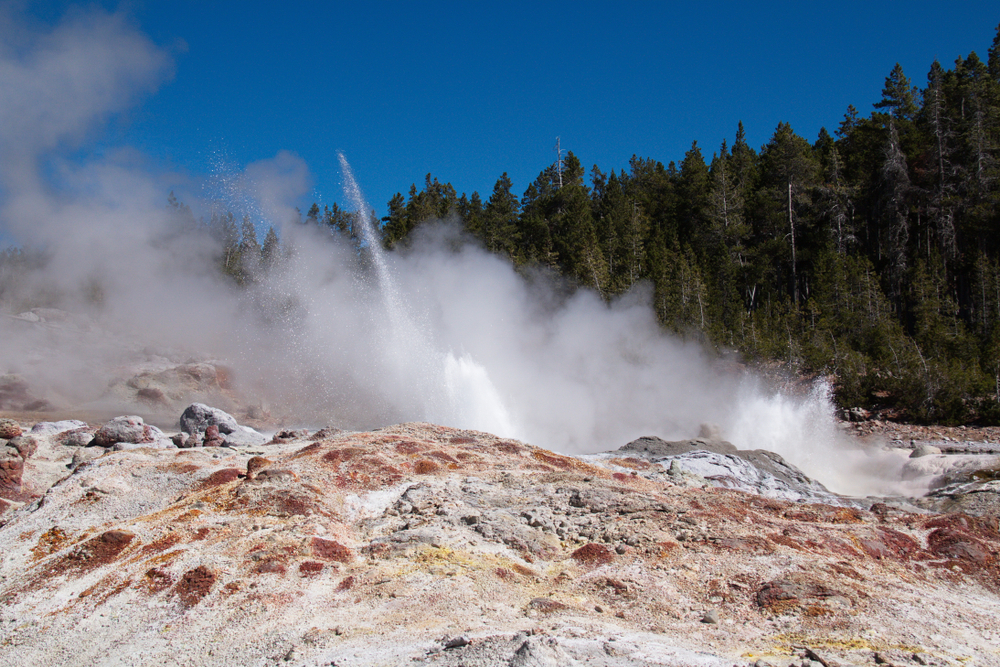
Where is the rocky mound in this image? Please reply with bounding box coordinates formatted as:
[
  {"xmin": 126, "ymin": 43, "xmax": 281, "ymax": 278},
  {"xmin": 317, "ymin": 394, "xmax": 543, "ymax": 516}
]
[{"xmin": 1, "ymin": 417, "xmax": 999, "ymax": 666}]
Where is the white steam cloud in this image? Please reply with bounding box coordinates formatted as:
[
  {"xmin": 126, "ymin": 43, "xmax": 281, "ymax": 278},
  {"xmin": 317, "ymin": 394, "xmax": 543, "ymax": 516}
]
[{"xmin": 0, "ymin": 7, "xmax": 910, "ymax": 497}]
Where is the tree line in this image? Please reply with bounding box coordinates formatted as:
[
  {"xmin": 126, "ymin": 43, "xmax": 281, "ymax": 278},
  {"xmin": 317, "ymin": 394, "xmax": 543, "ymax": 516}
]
[{"xmin": 335, "ymin": 24, "xmax": 1000, "ymax": 424}]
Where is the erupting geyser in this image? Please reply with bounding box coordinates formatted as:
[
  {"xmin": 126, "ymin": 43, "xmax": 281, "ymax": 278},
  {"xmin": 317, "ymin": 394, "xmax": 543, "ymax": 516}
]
[{"xmin": 334, "ymin": 153, "xmax": 517, "ymax": 438}]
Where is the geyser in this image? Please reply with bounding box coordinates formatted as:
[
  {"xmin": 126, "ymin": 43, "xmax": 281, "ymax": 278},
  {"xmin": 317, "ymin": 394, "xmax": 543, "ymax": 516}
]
[
  {"xmin": 0, "ymin": 7, "xmax": 911, "ymax": 499},
  {"xmin": 331, "ymin": 153, "xmax": 517, "ymax": 438}
]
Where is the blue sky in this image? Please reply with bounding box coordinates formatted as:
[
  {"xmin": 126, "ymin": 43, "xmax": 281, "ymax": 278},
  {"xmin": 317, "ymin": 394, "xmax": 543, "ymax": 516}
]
[{"xmin": 7, "ymin": 1, "xmax": 1000, "ymax": 224}]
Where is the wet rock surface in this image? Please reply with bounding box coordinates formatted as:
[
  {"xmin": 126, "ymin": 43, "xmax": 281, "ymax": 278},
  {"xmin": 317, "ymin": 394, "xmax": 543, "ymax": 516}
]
[
  {"xmin": 0, "ymin": 419, "xmax": 999, "ymax": 666},
  {"xmin": 606, "ymin": 434, "xmax": 840, "ymax": 504}
]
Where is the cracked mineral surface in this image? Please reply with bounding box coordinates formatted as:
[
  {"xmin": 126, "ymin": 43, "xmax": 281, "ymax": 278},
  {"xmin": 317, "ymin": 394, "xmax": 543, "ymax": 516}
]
[{"xmin": 1, "ymin": 418, "xmax": 999, "ymax": 666}]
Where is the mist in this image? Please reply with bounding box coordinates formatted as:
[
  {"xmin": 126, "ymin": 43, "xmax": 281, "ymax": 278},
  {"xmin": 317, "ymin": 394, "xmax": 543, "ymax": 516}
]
[{"xmin": 0, "ymin": 7, "xmax": 909, "ymax": 498}]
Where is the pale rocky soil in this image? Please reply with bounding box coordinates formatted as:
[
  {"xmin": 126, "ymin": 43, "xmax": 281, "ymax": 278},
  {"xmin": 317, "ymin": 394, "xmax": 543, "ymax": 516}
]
[{"xmin": 2, "ymin": 416, "xmax": 1000, "ymax": 667}]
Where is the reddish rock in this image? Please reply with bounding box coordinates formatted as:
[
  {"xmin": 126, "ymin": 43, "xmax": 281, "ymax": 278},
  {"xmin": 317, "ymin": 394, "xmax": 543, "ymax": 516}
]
[
  {"xmin": 927, "ymin": 528, "xmax": 991, "ymax": 563},
  {"xmin": 571, "ymin": 543, "xmax": 614, "ymax": 566},
  {"xmin": 198, "ymin": 468, "xmax": 243, "ymax": 488},
  {"xmin": 0, "ymin": 454, "xmax": 25, "ymax": 500},
  {"xmin": 756, "ymin": 576, "xmax": 852, "ymax": 615},
  {"xmin": 0, "ymin": 419, "xmax": 22, "ymax": 439},
  {"xmin": 298, "ymin": 561, "xmax": 324, "ymax": 576},
  {"xmin": 311, "ymin": 537, "xmax": 353, "ymax": 563},
  {"xmin": 253, "ymin": 559, "xmax": 287, "ymax": 575},
  {"xmin": 322, "ymin": 447, "xmax": 365, "ymax": 465},
  {"xmin": 414, "ymin": 459, "xmax": 440, "ymax": 475},
  {"xmin": 246, "ymin": 456, "xmax": 271, "ymax": 479},
  {"xmin": 857, "ymin": 528, "xmax": 920, "ymax": 561},
  {"xmin": 61, "ymin": 530, "xmax": 137, "ymax": 573},
  {"xmin": 143, "ymin": 567, "xmax": 173, "ymax": 593},
  {"xmin": 173, "ymin": 565, "xmax": 216, "ymax": 607},
  {"xmin": 202, "ymin": 424, "xmax": 224, "ymax": 448}
]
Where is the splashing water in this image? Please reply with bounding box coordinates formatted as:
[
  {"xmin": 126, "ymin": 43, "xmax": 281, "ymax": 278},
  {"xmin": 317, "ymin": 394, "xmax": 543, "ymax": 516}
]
[{"xmin": 336, "ymin": 153, "xmax": 518, "ymax": 437}]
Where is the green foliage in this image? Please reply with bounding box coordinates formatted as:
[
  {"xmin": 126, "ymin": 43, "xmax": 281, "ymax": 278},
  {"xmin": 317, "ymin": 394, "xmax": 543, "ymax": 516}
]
[{"xmin": 369, "ymin": 23, "xmax": 1000, "ymax": 423}]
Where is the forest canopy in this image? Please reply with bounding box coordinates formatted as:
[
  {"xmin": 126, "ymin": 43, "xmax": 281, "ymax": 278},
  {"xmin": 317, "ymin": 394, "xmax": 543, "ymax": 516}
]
[{"xmin": 367, "ymin": 23, "xmax": 1000, "ymax": 425}]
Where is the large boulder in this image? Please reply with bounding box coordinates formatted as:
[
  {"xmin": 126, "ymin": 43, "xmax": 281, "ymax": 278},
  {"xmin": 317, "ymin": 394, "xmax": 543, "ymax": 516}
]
[
  {"xmin": 614, "ymin": 433, "xmax": 838, "ymax": 504},
  {"xmin": 222, "ymin": 425, "xmax": 268, "ymax": 447},
  {"xmin": 179, "ymin": 403, "xmax": 239, "ymax": 435},
  {"xmin": 93, "ymin": 416, "xmax": 168, "ymax": 448},
  {"xmin": 178, "ymin": 403, "xmax": 267, "ymax": 447},
  {"xmin": 30, "ymin": 420, "xmax": 88, "ymax": 437}
]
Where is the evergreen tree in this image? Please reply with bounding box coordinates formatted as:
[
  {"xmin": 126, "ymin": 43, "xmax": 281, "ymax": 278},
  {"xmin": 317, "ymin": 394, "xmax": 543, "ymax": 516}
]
[
  {"xmin": 759, "ymin": 122, "xmax": 820, "ymax": 303},
  {"xmin": 238, "ymin": 216, "xmax": 261, "ymax": 283},
  {"xmin": 482, "ymin": 173, "xmax": 520, "ymax": 258},
  {"xmin": 261, "ymin": 226, "xmax": 280, "ymax": 270},
  {"xmin": 874, "ymin": 63, "xmax": 920, "ymax": 122}
]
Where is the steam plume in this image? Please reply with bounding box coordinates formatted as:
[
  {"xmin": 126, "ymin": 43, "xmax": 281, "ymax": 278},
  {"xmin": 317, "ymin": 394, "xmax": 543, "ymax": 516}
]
[{"xmin": 0, "ymin": 7, "xmax": 909, "ymax": 497}]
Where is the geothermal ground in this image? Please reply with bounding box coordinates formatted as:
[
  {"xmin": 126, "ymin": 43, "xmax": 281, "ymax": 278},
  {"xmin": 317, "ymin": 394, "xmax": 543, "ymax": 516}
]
[{"xmin": 1, "ymin": 408, "xmax": 999, "ymax": 667}]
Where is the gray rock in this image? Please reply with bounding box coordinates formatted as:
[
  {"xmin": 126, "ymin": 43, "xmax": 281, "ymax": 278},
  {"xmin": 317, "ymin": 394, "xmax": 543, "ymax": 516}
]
[
  {"xmin": 70, "ymin": 447, "xmax": 104, "ymax": 468},
  {"xmin": 179, "ymin": 403, "xmax": 239, "ymax": 435},
  {"xmin": 613, "ymin": 434, "xmax": 842, "ymax": 504},
  {"xmin": 58, "ymin": 428, "xmax": 95, "ymax": 447},
  {"xmin": 30, "ymin": 420, "xmax": 87, "ymax": 436},
  {"xmin": 910, "ymin": 444, "xmax": 942, "ymax": 458},
  {"xmin": 222, "ymin": 425, "xmax": 268, "ymax": 447},
  {"xmin": 701, "ymin": 608, "xmax": 720, "ymax": 624},
  {"xmin": 8, "ymin": 436, "xmax": 37, "ymax": 459},
  {"xmin": 113, "ymin": 440, "xmax": 176, "ymax": 451},
  {"xmin": 619, "ymin": 435, "xmax": 738, "ymax": 458},
  {"xmin": 93, "ymin": 416, "xmax": 157, "ymax": 447}
]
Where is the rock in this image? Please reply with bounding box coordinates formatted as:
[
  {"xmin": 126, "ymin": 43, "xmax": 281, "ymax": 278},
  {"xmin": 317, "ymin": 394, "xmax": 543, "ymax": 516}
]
[
  {"xmin": 202, "ymin": 424, "xmax": 225, "ymax": 448},
  {"xmin": 93, "ymin": 416, "xmax": 156, "ymax": 447},
  {"xmin": 179, "ymin": 403, "xmax": 238, "ymax": 435},
  {"xmin": 8, "ymin": 435, "xmax": 37, "ymax": 460},
  {"xmin": 509, "ymin": 636, "xmax": 572, "ymax": 667},
  {"xmin": 0, "ymin": 419, "xmax": 22, "ymax": 439},
  {"xmin": 0, "ymin": 448, "xmax": 24, "ymax": 499},
  {"xmin": 701, "ymin": 608, "xmax": 720, "ymax": 624},
  {"xmin": 70, "ymin": 447, "xmax": 104, "ymax": 468},
  {"xmin": 443, "ymin": 636, "xmax": 470, "ymax": 649},
  {"xmin": 30, "ymin": 420, "xmax": 88, "ymax": 436},
  {"xmin": 619, "ymin": 434, "xmax": 738, "ymax": 458},
  {"xmin": 58, "ymin": 428, "xmax": 95, "ymax": 447},
  {"xmin": 246, "ymin": 456, "xmax": 271, "ymax": 479},
  {"xmin": 847, "ymin": 407, "xmax": 871, "ymax": 422},
  {"xmin": 221, "ymin": 425, "xmax": 268, "ymax": 447},
  {"xmin": 112, "ymin": 440, "xmax": 176, "ymax": 451},
  {"xmin": 910, "ymin": 445, "xmax": 942, "ymax": 458}
]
